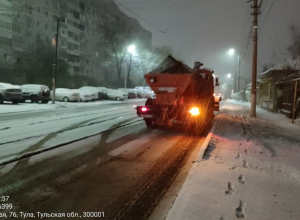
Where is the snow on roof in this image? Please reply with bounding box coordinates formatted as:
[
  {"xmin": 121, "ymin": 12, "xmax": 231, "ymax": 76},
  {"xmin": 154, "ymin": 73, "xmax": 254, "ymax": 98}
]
[{"xmin": 260, "ymin": 57, "xmax": 300, "ymax": 76}]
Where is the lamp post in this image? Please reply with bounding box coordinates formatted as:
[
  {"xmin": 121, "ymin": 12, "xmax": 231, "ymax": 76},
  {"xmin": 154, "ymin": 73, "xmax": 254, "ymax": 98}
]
[
  {"xmin": 227, "ymin": 48, "xmax": 241, "ymax": 92},
  {"xmin": 52, "ymin": 17, "xmax": 60, "ymax": 104},
  {"xmin": 125, "ymin": 45, "xmax": 135, "ymax": 89},
  {"xmin": 227, "ymin": 73, "xmax": 233, "ymax": 96}
]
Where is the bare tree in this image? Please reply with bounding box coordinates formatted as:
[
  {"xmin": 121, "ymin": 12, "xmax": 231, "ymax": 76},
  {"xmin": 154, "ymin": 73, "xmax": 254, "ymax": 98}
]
[
  {"xmin": 101, "ymin": 20, "xmax": 131, "ymax": 83},
  {"xmin": 288, "ymin": 24, "xmax": 300, "ymax": 59}
]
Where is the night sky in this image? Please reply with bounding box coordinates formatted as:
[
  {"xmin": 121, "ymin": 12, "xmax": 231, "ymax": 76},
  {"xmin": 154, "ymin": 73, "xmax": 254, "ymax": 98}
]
[{"xmin": 116, "ymin": 0, "xmax": 300, "ymax": 89}]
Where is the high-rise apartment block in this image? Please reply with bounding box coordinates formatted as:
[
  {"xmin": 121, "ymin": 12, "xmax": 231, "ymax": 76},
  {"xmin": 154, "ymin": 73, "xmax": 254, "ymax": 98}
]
[{"xmin": 0, "ymin": 0, "xmax": 152, "ymax": 85}]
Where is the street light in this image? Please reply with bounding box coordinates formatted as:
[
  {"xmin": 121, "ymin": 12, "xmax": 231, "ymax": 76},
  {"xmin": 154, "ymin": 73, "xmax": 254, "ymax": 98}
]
[
  {"xmin": 228, "ymin": 48, "xmax": 235, "ymax": 56},
  {"xmin": 227, "ymin": 73, "xmax": 234, "ymax": 95},
  {"xmin": 125, "ymin": 44, "xmax": 135, "ymax": 88},
  {"xmin": 227, "ymin": 48, "xmax": 241, "ymax": 92},
  {"xmin": 127, "ymin": 45, "xmax": 135, "ymax": 55}
]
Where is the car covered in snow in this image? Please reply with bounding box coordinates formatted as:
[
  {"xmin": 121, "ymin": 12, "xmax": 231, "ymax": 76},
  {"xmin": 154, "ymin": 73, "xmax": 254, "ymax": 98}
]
[
  {"xmin": 134, "ymin": 86, "xmax": 155, "ymax": 98},
  {"xmin": 0, "ymin": 83, "xmax": 23, "ymax": 104},
  {"xmin": 50, "ymin": 88, "xmax": 80, "ymax": 102},
  {"xmin": 117, "ymin": 88, "xmax": 137, "ymax": 99},
  {"xmin": 20, "ymin": 84, "xmax": 51, "ymax": 103},
  {"xmin": 97, "ymin": 87, "xmax": 109, "ymax": 99},
  {"xmin": 79, "ymin": 87, "xmax": 99, "ymax": 101},
  {"xmin": 73, "ymin": 89, "xmax": 92, "ymax": 102},
  {"xmin": 101, "ymin": 88, "xmax": 127, "ymax": 101}
]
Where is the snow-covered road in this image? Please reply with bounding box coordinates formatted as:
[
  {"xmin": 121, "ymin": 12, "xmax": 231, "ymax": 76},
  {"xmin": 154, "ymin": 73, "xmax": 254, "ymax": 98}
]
[{"xmin": 0, "ymin": 100, "xmax": 145, "ymax": 165}]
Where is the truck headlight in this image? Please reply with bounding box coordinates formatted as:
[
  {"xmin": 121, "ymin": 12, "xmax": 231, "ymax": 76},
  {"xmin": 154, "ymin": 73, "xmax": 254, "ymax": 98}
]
[{"xmin": 189, "ymin": 107, "xmax": 200, "ymax": 116}]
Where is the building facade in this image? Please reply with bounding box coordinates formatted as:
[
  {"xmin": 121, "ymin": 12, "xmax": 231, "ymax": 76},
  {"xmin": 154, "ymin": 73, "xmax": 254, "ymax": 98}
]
[{"xmin": 0, "ymin": 0, "xmax": 152, "ymax": 85}]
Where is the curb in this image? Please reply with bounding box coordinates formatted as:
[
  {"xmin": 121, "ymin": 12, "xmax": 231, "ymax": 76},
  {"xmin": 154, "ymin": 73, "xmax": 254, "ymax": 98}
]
[
  {"xmin": 196, "ymin": 125, "xmax": 215, "ymax": 162},
  {"xmin": 194, "ymin": 100, "xmax": 226, "ymax": 162}
]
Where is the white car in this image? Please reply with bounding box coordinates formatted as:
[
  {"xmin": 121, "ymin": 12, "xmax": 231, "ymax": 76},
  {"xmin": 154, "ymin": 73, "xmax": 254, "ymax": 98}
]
[
  {"xmin": 0, "ymin": 83, "xmax": 23, "ymax": 104},
  {"xmin": 118, "ymin": 88, "xmax": 137, "ymax": 99},
  {"xmin": 103, "ymin": 88, "xmax": 127, "ymax": 101},
  {"xmin": 74, "ymin": 89, "xmax": 92, "ymax": 102},
  {"xmin": 79, "ymin": 87, "xmax": 99, "ymax": 101},
  {"xmin": 50, "ymin": 88, "xmax": 80, "ymax": 102},
  {"xmin": 134, "ymin": 86, "xmax": 155, "ymax": 98},
  {"xmin": 96, "ymin": 87, "xmax": 109, "ymax": 99},
  {"xmin": 132, "ymin": 89, "xmax": 146, "ymax": 98}
]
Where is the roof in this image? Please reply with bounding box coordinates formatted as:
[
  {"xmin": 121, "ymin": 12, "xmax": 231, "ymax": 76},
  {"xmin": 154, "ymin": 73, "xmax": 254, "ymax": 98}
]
[
  {"xmin": 148, "ymin": 55, "xmax": 193, "ymax": 74},
  {"xmin": 260, "ymin": 58, "xmax": 300, "ymax": 76}
]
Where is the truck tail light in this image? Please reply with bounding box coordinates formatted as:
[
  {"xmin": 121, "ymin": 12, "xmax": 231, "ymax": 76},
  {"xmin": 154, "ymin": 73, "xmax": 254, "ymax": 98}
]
[
  {"xmin": 189, "ymin": 107, "xmax": 200, "ymax": 116},
  {"xmin": 141, "ymin": 107, "xmax": 148, "ymax": 112}
]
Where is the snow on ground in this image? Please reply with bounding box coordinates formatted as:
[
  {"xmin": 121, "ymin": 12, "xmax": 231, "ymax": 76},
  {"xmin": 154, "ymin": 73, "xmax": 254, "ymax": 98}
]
[
  {"xmin": 167, "ymin": 100, "xmax": 300, "ymax": 220},
  {"xmin": 0, "ymin": 107, "xmax": 138, "ymax": 165},
  {"xmin": 0, "ymin": 99, "xmax": 145, "ymax": 114},
  {"xmin": 227, "ymin": 99, "xmax": 300, "ymax": 133}
]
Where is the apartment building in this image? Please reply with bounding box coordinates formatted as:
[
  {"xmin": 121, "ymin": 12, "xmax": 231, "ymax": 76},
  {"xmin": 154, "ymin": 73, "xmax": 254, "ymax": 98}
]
[{"xmin": 0, "ymin": 0, "xmax": 152, "ymax": 85}]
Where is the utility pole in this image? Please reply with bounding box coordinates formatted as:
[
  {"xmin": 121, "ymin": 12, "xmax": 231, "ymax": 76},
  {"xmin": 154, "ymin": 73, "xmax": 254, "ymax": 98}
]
[
  {"xmin": 52, "ymin": 17, "xmax": 60, "ymax": 104},
  {"xmin": 234, "ymin": 70, "xmax": 237, "ymax": 92},
  {"xmin": 237, "ymin": 55, "xmax": 241, "ymax": 91},
  {"xmin": 250, "ymin": 0, "xmax": 260, "ymax": 117}
]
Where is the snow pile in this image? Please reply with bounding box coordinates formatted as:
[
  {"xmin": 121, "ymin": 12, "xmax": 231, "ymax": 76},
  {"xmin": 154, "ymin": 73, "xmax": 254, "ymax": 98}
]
[{"xmin": 167, "ymin": 100, "xmax": 300, "ymax": 220}]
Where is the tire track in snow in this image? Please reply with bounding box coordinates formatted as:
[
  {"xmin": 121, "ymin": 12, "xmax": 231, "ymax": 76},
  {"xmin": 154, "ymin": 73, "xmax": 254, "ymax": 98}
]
[{"xmin": 0, "ymin": 113, "xmax": 135, "ymax": 146}]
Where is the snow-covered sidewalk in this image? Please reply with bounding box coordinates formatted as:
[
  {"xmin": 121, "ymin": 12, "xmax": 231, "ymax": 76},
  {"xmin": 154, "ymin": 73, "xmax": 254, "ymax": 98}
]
[{"xmin": 167, "ymin": 100, "xmax": 300, "ymax": 220}]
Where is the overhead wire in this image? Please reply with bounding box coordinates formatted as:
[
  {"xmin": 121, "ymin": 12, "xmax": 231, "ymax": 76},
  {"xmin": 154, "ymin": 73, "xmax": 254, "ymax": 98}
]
[
  {"xmin": 114, "ymin": 0, "xmax": 165, "ymax": 33},
  {"xmin": 258, "ymin": 0, "xmax": 275, "ymax": 34}
]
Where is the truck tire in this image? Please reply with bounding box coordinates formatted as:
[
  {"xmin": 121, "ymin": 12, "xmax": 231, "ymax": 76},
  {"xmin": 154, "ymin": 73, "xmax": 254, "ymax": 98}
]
[
  {"xmin": 144, "ymin": 118, "xmax": 154, "ymax": 127},
  {"xmin": 0, "ymin": 95, "xmax": 3, "ymax": 104},
  {"xmin": 144, "ymin": 98, "xmax": 156, "ymax": 127}
]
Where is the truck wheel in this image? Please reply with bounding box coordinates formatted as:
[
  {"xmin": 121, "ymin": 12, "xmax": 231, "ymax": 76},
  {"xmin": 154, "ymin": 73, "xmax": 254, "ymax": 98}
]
[
  {"xmin": 0, "ymin": 95, "xmax": 3, "ymax": 104},
  {"xmin": 145, "ymin": 119, "xmax": 153, "ymax": 127},
  {"xmin": 63, "ymin": 97, "xmax": 69, "ymax": 102},
  {"xmin": 12, "ymin": 100, "xmax": 19, "ymax": 104}
]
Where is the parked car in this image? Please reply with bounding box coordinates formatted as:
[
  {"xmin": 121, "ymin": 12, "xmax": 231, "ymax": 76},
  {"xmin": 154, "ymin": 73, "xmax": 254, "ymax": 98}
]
[
  {"xmin": 134, "ymin": 86, "xmax": 155, "ymax": 98},
  {"xmin": 102, "ymin": 88, "xmax": 127, "ymax": 101},
  {"xmin": 118, "ymin": 88, "xmax": 137, "ymax": 99},
  {"xmin": 79, "ymin": 87, "xmax": 99, "ymax": 101},
  {"xmin": 74, "ymin": 89, "xmax": 92, "ymax": 102},
  {"xmin": 0, "ymin": 83, "xmax": 23, "ymax": 104},
  {"xmin": 97, "ymin": 87, "xmax": 109, "ymax": 99},
  {"xmin": 50, "ymin": 88, "xmax": 80, "ymax": 102},
  {"xmin": 20, "ymin": 84, "xmax": 51, "ymax": 103},
  {"xmin": 133, "ymin": 89, "xmax": 146, "ymax": 98}
]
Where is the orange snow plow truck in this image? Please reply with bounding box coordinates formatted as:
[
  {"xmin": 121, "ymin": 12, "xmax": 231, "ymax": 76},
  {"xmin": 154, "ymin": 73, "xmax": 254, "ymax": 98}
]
[{"xmin": 136, "ymin": 55, "xmax": 220, "ymax": 134}]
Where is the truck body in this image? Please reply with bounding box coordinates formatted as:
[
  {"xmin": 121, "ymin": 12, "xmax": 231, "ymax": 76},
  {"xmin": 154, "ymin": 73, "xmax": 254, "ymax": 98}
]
[{"xmin": 136, "ymin": 55, "xmax": 220, "ymax": 134}]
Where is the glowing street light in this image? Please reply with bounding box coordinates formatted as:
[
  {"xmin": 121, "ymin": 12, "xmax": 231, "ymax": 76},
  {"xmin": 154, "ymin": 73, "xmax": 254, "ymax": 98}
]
[
  {"xmin": 228, "ymin": 48, "xmax": 235, "ymax": 56},
  {"xmin": 227, "ymin": 73, "xmax": 232, "ymax": 78},
  {"xmin": 125, "ymin": 44, "xmax": 136, "ymax": 88},
  {"xmin": 127, "ymin": 45, "xmax": 136, "ymax": 55}
]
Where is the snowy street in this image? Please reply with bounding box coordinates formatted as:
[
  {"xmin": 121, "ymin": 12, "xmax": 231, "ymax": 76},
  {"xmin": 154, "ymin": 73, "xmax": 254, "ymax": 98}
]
[
  {"xmin": 0, "ymin": 100, "xmax": 145, "ymax": 166},
  {"xmin": 167, "ymin": 100, "xmax": 300, "ymax": 220},
  {"xmin": 0, "ymin": 99, "xmax": 210, "ymax": 219},
  {"xmin": 1, "ymin": 99, "xmax": 299, "ymax": 219}
]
